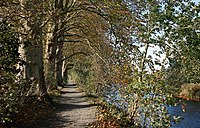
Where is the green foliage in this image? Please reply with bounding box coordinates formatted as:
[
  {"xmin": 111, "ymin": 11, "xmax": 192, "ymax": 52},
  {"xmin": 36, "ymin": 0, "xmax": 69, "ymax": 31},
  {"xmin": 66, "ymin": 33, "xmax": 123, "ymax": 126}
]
[
  {"xmin": 0, "ymin": 20, "xmax": 20, "ymax": 84},
  {"xmin": 101, "ymin": 71, "xmax": 176, "ymax": 127},
  {"xmin": 71, "ymin": 60, "xmax": 91, "ymax": 83},
  {"xmin": 0, "ymin": 19, "xmax": 20, "ymax": 125},
  {"xmin": 69, "ymin": 56, "xmax": 107, "ymax": 96},
  {"xmin": 0, "ymin": 83, "xmax": 19, "ymax": 124},
  {"xmin": 160, "ymin": 0, "xmax": 200, "ymax": 84},
  {"xmin": 125, "ymin": 79, "xmax": 172, "ymax": 127},
  {"xmin": 95, "ymin": 0, "xmax": 200, "ymax": 127},
  {"xmin": 70, "ymin": 59, "xmax": 95, "ymax": 94},
  {"xmin": 46, "ymin": 73, "xmax": 57, "ymax": 91}
]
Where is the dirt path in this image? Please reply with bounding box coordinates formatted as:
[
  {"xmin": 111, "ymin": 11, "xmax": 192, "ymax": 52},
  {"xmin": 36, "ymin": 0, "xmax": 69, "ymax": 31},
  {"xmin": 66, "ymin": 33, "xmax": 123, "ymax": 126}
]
[{"xmin": 35, "ymin": 82, "xmax": 97, "ymax": 128}]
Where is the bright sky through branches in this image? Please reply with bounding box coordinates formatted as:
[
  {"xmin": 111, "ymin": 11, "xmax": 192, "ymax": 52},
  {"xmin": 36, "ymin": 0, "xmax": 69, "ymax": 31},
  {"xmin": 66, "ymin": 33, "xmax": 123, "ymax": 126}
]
[
  {"xmin": 193, "ymin": 0, "xmax": 200, "ymax": 3},
  {"xmin": 144, "ymin": 0, "xmax": 200, "ymax": 71}
]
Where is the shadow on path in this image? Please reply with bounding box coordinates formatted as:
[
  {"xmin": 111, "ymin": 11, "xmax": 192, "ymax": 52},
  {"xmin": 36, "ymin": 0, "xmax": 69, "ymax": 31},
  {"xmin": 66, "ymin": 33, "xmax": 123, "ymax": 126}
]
[{"xmin": 31, "ymin": 83, "xmax": 97, "ymax": 128}]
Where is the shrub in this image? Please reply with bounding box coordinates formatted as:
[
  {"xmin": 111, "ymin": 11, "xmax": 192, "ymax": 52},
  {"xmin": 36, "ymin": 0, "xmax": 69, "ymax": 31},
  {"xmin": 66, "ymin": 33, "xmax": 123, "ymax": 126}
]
[{"xmin": 0, "ymin": 19, "xmax": 20, "ymax": 125}]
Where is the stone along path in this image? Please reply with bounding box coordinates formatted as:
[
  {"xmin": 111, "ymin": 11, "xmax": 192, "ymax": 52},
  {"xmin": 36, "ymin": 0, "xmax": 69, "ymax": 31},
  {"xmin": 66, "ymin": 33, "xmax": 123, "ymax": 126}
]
[{"xmin": 35, "ymin": 82, "xmax": 97, "ymax": 128}]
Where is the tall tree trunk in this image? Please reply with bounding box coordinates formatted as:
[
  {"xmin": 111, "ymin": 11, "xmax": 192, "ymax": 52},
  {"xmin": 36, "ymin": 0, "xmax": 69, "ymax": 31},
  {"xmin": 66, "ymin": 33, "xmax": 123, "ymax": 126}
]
[
  {"xmin": 56, "ymin": 42, "xmax": 64, "ymax": 85},
  {"xmin": 37, "ymin": 35, "xmax": 47, "ymax": 96},
  {"xmin": 47, "ymin": 0, "xmax": 60, "ymax": 85},
  {"xmin": 26, "ymin": 20, "xmax": 47, "ymax": 96},
  {"xmin": 63, "ymin": 61, "xmax": 70, "ymax": 83},
  {"xmin": 20, "ymin": 0, "xmax": 47, "ymax": 97},
  {"xmin": 48, "ymin": 21, "xmax": 58, "ymax": 84},
  {"xmin": 63, "ymin": 66, "xmax": 68, "ymax": 83},
  {"xmin": 44, "ymin": 22, "xmax": 52, "ymax": 76},
  {"xmin": 48, "ymin": 0, "xmax": 65, "ymax": 86}
]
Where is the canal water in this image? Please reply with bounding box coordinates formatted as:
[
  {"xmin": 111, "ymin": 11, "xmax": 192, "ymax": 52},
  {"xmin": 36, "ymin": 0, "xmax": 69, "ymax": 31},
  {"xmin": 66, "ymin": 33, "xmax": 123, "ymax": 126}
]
[
  {"xmin": 104, "ymin": 85, "xmax": 200, "ymax": 128},
  {"xmin": 168, "ymin": 100, "xmax": 200, "ymax": 128}
]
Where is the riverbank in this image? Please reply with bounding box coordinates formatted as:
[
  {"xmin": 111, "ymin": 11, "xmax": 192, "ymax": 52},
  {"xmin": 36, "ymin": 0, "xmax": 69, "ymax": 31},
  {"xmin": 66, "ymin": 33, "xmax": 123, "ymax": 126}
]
[
  {"xmin": 176, "ymin": 95, "xmax": 200, "ymax": 102},
  {"xmin": 178, "ymin": 83, "xmax": 200, "ymax": 102}
]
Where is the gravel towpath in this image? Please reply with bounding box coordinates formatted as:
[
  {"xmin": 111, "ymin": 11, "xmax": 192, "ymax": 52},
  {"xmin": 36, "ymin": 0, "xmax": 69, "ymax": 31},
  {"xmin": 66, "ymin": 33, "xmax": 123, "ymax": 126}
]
[{"xmin": 35, "ymin": 82, "xmax": 97, "ymax": 128}]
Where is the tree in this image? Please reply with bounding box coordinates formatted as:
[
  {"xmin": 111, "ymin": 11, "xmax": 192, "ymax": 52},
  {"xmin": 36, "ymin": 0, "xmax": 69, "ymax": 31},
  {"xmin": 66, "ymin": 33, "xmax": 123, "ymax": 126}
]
[
  {"xmin": 92, "ymin": 0, "xmax": 177, "ymax": 127},
  {"xmin": 160, "ymin": 0, "xmax": 200, "ymax": 85},
  {"xmin": 100, "ymin": 0, "xmax": 200, "ymax": 127},
  {"xmin": 17, "ymin": 0, "xmax": 48, "ymax": 98}
]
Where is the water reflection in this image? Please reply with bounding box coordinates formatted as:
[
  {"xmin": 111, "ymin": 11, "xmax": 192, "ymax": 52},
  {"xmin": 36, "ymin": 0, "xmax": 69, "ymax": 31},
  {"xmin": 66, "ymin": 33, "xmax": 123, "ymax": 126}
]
[
  {"xmin": 104, "ymin": 85, "xmax": 200, "ymax": 128},
  {"xmin": 168, "ymin": 100, "xmax": 200, "ymax": 128}
]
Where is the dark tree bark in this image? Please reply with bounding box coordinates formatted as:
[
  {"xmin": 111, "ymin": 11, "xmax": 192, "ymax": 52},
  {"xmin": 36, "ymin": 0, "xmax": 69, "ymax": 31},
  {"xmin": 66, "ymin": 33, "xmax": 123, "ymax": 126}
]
[{"xmin": 56, "ymin": 42, "xmax": 64, "ymax": 85}]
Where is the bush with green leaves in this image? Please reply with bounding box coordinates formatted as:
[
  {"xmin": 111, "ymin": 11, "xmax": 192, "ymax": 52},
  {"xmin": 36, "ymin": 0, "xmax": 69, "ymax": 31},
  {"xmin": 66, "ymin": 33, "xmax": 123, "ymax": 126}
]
[
  {"xmin": 0, "ymin": 83, "xmax": 19, "ymax": 124},
  {"xmin": 102, "ymin": 71, "xmax": 177, "ymax": 127},
  {"xmin": 0, "ymin": 19, "xmax": 20, "ymax": 125}
]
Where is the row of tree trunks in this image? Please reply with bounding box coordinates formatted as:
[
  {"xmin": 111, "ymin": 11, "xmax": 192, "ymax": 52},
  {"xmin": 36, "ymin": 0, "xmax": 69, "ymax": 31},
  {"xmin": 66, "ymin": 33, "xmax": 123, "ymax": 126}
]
[
  {"xmin": 47, "ymin": 0, "xmax": 77, "ymax": 86},
  {"xmin": 47, "ymin": 18, "xmax": 59, "ymax": 86},
  {"xmin": 18, "ymin": 0, "xmax": 76, "ymax": 96},
  {"xmin": 18, "ymin": 0, "xmax": 104, "ymax": 97},
  {"xmin": 48, "ymin": 0, "xmax": 64, "ymax": 87}
]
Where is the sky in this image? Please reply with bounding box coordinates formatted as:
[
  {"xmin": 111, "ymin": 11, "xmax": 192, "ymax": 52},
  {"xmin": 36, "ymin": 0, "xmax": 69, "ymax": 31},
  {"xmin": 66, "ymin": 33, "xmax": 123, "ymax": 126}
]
[{"xmin": 193, "ymin": 0, "xmax": 200, "ymax": 3}]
